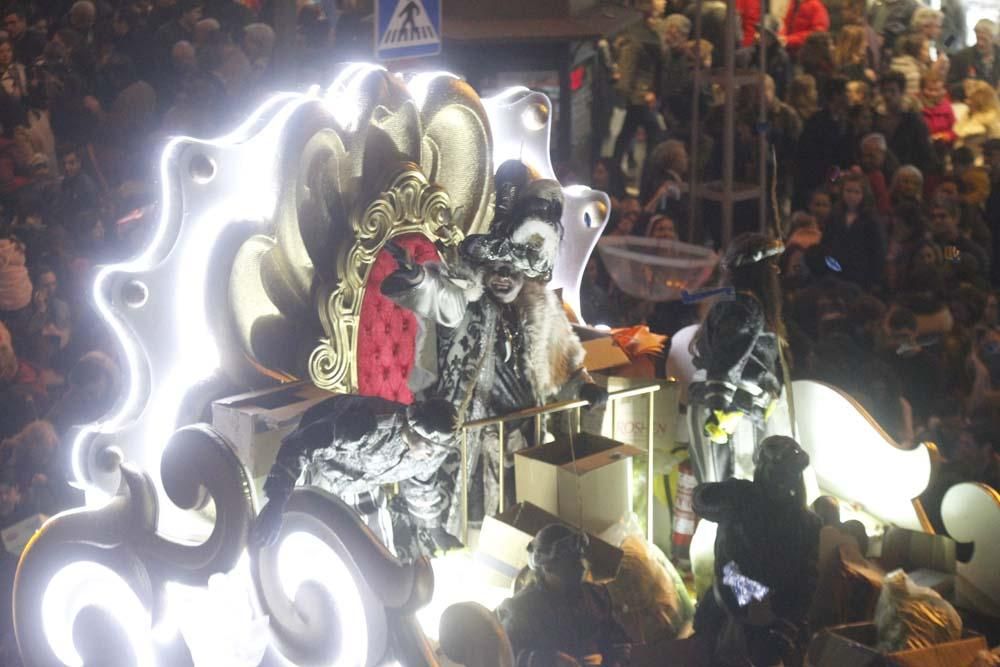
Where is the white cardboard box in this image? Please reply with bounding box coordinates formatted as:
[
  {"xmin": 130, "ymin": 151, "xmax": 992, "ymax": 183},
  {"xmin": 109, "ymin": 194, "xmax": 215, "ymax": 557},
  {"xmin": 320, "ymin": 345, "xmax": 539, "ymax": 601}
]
[
  {"xmin": 211, "ymin": 382, "xmax": 333, "ymax": 497},
  {"xmin": 2, "ymin": 513, "xmax": 47, "ymax": 555},
  {"xmin": 476, "ymin": 502, "xmax": 623, "ymax": 588},
  {"xmin": 514, "ymin": 433, "xmax": 644, "ymax": 536}
]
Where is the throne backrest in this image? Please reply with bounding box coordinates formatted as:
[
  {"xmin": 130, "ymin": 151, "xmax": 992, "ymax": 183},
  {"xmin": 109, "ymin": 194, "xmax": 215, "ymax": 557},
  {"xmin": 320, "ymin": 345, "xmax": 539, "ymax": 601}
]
[{"xmin": 357, "ymin": 233, "xmax": 440, "ymax": 403}]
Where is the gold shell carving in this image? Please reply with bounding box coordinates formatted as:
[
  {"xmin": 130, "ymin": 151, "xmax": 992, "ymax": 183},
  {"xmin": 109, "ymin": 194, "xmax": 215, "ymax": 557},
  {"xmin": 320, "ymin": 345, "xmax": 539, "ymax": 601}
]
[{"xmin": 309, "ymin": 165, "xmax": 463, "ymax": 392}]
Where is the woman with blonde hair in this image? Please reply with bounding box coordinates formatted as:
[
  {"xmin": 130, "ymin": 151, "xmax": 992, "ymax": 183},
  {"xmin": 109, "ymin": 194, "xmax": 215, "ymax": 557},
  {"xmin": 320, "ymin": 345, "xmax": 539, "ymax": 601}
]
[{"xmin": 955, "ymin": 80, "xmax": 1000, "ymax": 145}]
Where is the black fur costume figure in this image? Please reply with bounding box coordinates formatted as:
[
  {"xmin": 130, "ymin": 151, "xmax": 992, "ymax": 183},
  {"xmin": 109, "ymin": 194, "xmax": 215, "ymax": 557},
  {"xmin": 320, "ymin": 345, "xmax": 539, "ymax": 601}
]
[
  {"xmin": 379, "ymin": 161, "xmax": 606, "ymax": 551},
  {"xmin": 692, "ymin": 435, "xmax": 822, "ymax": 667},
  {"xmin": 497, "ymin": 523, "xmax": 631, "ymax": 666},
  {"xmin": 250, "ymin": 395, "xmax": 458, "ymax": 554},
  {"xmin": 688, "ymin": 233, "xmax": 786, "ymax": 483}
]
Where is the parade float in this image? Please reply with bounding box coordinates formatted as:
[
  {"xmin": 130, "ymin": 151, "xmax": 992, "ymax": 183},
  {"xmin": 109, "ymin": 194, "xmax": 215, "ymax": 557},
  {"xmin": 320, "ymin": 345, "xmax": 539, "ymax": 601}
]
[{"xmin": 10, "ymin": 64, "xmax": 1000, "ymax": 666}]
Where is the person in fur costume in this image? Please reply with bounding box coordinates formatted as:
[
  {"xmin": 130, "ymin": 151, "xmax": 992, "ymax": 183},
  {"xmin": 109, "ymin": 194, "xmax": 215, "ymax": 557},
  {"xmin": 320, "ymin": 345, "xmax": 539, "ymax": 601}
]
[{"xmin": 381, "ymin": 160, "xmax": 607, "ymax": 551}]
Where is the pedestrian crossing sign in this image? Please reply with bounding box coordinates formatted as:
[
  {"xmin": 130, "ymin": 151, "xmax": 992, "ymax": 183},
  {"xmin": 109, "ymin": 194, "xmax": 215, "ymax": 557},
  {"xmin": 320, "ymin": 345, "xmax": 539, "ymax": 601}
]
[{"xmin": 375, "ymin": 0, "xmax": 441, "ymax": 61}]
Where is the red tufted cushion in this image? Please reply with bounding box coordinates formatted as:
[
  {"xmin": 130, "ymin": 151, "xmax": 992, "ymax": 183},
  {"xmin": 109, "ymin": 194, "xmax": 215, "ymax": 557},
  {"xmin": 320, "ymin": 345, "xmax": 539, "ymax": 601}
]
[{"xmin": 357, "ymin": 234, "xmax": 440, "ymax": 404}]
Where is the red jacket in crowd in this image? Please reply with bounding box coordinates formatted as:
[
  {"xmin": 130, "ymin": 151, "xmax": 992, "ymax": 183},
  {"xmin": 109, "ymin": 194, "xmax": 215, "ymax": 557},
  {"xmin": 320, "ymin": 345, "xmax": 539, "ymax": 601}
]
[
  {"xmin": 736, "ymin": 0, "xmax": 761, "ymax": 48},
  {"xmin": 781, "ymin": 0, "xmax": 830, "ymax": 52},
  {"xmin": 921, "ymin": 98, "xmax": 957, "ymax": 145}
]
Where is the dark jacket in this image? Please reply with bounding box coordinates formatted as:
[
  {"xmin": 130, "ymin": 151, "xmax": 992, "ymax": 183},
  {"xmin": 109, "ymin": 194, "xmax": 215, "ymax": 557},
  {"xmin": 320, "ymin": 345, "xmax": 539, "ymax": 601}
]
[
  {"xmin": 875, "ymin": 110, "xmax": 935, "ymax": 175},
  {"xmin": 947, "ymin": 44, "xmax": 1000, "ymax": 100},
  {"xmin": 795, "ymin": 107, "xmax": 854, "ymax": 208},
  {"xmin": 822, "ymin": 209, "xmax": 887, "ymax": 289}
]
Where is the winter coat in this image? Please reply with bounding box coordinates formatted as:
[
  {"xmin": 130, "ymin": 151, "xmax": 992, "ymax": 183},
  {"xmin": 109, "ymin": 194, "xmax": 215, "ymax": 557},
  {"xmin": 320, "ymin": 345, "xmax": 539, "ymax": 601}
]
[
  {"xmin": 947, "ymin": 45, "xmax": 1000, "ymax": 100},
  {"xmin": 867, "ymin": 0, "xmax": 918, "ymax": 50},
  {"xmin": 874, "ymin": 110, "xmax": 935, "ymax": 175},
  {"xmin": 615, "ymin": 21, "xmax": 664, "ymax": 106},
  {"xmin": 890, "ymin": 54, "xmax": 924, "ymax": 98},
  {"xmin": 736, "ymin": 0, "xmax": 760, "ymax": 48},
  {"xmin": 781, "ymin": 0, "xmax": 830, "ymax": 53},
  {"xmin": 822, "ymin": 209, "xmax": 887, "ymax": 289}
]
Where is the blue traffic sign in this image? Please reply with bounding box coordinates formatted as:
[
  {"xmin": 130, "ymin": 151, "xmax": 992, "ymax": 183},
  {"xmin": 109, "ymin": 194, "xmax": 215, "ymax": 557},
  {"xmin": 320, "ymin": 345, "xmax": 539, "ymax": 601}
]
[{"xmin": 375, "ymin": 0, "xmax": 441, "ymax": 61}]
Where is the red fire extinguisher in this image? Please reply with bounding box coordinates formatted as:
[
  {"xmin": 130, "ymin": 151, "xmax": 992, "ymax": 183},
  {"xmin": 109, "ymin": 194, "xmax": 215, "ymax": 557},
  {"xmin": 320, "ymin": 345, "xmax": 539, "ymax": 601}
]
[{"xmin": 671, "ymin": 459, "xmax": 697, "ymax": 563}]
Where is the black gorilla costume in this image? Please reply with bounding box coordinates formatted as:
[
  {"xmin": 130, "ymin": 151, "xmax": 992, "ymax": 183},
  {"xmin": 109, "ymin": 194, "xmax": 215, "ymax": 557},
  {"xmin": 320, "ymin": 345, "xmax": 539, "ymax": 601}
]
[{"xmin": 693, "ymin": 435, "xmax": 822, "ymax": 667}]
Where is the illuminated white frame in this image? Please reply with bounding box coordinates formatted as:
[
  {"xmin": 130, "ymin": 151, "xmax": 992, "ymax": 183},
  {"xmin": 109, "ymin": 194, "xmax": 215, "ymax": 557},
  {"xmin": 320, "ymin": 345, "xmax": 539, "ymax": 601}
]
[{"xmin": 35, "ymin": 64, "xmax": 610, "ymax": 666}]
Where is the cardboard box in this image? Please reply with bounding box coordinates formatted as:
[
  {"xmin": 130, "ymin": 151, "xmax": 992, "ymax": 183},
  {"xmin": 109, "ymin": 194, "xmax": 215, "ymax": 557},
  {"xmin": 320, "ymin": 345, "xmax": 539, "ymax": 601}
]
[
  {"xmin": 807, "ymin": 622, "xmax": 987, "ymax": 667},
  {"xmin": 475, "ymin": 502, "xmax": 623, "ymax": 588},
  {"xmin": 575, "ymin": 325, "xmax": 631, "ymax": 373},
  {"xmin": 211, "ymin": 382, "xmax": 333, "ymax": 497},
  {"xmin": 515, "ymin": 432, "xmax": 644, "ymax": 536},
  {"xmin": 2, "ymin": 513, "xmax": 47, "ymax": 555}
]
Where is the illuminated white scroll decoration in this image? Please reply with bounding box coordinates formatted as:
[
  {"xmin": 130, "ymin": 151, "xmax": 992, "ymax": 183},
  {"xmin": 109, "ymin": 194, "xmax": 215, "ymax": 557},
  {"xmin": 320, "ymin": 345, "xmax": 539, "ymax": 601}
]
[
  {"xmin": 16, "ymin": 64, "xmax": 609, "ymax": 666},
  {"xmin": 481, "ymin": 88, "xmax": 610, "ymax": 321}
]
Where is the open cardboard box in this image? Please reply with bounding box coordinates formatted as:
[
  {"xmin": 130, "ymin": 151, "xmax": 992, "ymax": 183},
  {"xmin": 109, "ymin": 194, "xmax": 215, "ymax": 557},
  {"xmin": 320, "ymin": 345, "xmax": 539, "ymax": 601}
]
[
  {"xmin": 476, "ymin": 501, "xmax": 624, "ymax": 589},
  {"xmin": 574, "ymin": 325, "xmax": 631, "ymax": 373},
  {"xmin": 212, "ymin": 382, "xmax": 333, "ymax": 498},
  {"xmin": 515, "ymin": 432, "xmax": 644, "ymax": 536},
  {"xmin": 807, "ymin": 622, "xmax": 987, "ymax": 667}
]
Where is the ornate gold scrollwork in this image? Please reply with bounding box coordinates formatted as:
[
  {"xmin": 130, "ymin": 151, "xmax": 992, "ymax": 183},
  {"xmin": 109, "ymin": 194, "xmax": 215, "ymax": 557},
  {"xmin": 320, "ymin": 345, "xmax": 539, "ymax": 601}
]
[{"xmin": 309, "ymin": 165, "xmax": 463, "ymax": 392}]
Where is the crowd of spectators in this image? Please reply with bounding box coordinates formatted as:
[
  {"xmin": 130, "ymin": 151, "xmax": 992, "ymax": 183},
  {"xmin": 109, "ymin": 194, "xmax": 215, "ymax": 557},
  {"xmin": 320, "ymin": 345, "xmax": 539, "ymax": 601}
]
[
  {"xmin": 0, "ymin": 0, "xmax": 998, "ymax": 661},
  {"xmin": 581, "ymin": 0, "xmax": 1000, "ymax": 535}
]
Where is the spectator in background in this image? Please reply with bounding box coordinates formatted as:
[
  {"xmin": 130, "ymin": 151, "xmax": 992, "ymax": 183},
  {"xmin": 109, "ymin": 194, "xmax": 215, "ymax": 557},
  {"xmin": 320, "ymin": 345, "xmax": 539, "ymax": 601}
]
[
  {"xmin": 835, "ymin": 25, "xmax": 875, "ymax": 83},
  {"xmin": 842, "ymin": 0, "xmax": 881, "ymax": 72},
  {"xmin": 920, "ymin": 71, "xmax": 956, "ymax": 149},
  {"xmin": 868, "ymin": 0, "xmax": 918, "ymax": 54},
  {"xmin": 155, "ymin": 0, "xmax": 204, "ymax": 77},
  {"xmin": 822, "ymin": 171, "xmax": 886, "ymax": 289},
  {"xmin": 787, "ymin": 73, "xmax": 819, "ymax": 123},
  {"xmin": 890, "ymin": 33, "xmax": 928, "ymax": 98},
  {"xmin": 952, "ymin": 147, "xmax": 990, "ymax": 208},
  {"xmin": 948, "ymin": 19, "xmax": 1000, "ymax": 100},
  {"xmin": 747, "ymin": 16, "xmax": 792, "ymax": 102},
  {"xmin": 641, "ymin": 139, "xmax": 688, "ymax": 219},
  {"xmin": 807, "ymin": 188, "xmax": 833, "ymax": 229},
  {"xmin": 929, "ymin": 196, "xmax": 989, "ymax": 281},
  {"xmin": 3, "ymin": 7, "xmax": 44, "ymax": 67},
  {"xmin": 779, "ymin": 0, "xmax": 829, "ymax": 55},
  {"xmin": 762, "ymin": 73, "xmax": 802, "ymax": 204},
  {"xmin": 986, "ymin": 139, "xmax": 1000, "ymax": 284},
  {"xmin": 890, "ymin": 164, "xmax": 925, "ymax": 208},
  {"xmin": 612, "ymin": 2, "xmax": 665, "ymax": 164},
  {"xmin": 796, "ymin": 76, "xmax": 852, "ymax": 209},
  {"xmin": 735, "ymin": 0, "xmax": 760, "ymax": 48},
  {"xmin": 0, "ymin": 37, "xmax": 28, "ymax": 105},
  {"xmin": 55, "ymin": 146, "xmax": 100, "ymax": 243},
  {"xmin": 799, "ymin": 32, "xmax": 835, "ymax": 101},
  {"xmin": 591, "ymin": 157, "xmax": 626, "ymax": 209},
  {"xmin": 954, "ymin": 80, "xmax": 1000, "ymax": 146},
  {"xmin": 874, "ymin": 70, "xmax": 935, "ymax": 177},
  {"xmin": 933, "ymin": 176, "xmax": 991, "ymax": 258},
  {"xmin": 911, "ymin": 7, "xmax": 945, "ymax": 52}
]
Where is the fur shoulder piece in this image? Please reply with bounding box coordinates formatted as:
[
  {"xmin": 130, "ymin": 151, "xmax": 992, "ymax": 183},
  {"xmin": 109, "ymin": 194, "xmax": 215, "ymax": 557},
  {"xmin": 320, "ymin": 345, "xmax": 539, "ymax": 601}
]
[{"xmin": 517, "ymin": 281, "xmax": 586, "ymax": 400}]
